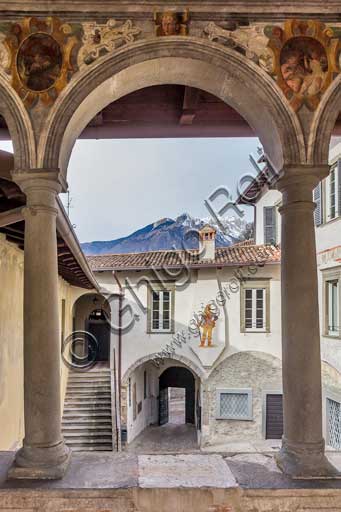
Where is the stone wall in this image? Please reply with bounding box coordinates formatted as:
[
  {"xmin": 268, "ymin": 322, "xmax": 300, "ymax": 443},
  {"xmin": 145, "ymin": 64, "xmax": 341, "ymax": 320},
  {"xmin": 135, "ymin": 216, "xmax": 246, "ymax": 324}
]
[
  {"xmin": 202, "ymin": 351, "xmax": 282, "ymax": 445},
  {"xmin": 0, "ymin": 235, "xmax": 24, "ymax": 450},
  {"xmin": 0, "ymin": 235, "xmax": 92, "ymax": 451}
]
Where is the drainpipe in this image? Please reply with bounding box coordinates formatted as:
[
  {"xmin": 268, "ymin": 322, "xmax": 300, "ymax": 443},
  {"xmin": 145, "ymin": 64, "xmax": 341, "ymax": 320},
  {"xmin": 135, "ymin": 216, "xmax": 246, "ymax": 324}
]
[{"xmin": 112, "ymin": 270, "xmax": 123, "ymax": 449}]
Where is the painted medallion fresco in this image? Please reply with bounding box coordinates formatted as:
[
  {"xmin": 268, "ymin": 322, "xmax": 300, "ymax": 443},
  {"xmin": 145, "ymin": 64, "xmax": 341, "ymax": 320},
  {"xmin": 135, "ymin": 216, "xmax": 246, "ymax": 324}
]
[
  {"xmin": 3, "ymin": 17, "xmax": 81, "ymax": 107},
  {"xmin": 17, "ymin": 33, "xmax": 63, "ymax": 92},
  {"xmin": 267, "ymin": 20, "xmax": 341, "ymax": 111}
]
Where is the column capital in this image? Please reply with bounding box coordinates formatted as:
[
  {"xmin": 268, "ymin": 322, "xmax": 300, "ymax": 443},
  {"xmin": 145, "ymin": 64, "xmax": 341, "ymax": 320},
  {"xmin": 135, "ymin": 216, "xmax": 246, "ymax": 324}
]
[
  {"xmin": 277, "ymin": 164, "xmax": 329, "ymax": 192},
  {"xmin": 277, "ymin": 164, "xmax": 329, "ymax": 211},
  {"xmin": 11, "ymin": 168, "xmax": 67, "ymax": 195}
]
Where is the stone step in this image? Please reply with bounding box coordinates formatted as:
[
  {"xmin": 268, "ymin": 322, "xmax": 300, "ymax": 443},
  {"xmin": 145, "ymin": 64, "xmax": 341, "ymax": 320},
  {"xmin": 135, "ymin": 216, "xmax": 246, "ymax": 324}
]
[
  {"xmin": 63, "ymin": 411, "xmax": 112, "ymax": 418},
  {"xmin": 65, "ymin": 392, "xmax": 111, "ymax": 398},
  {"xmin": 64, "ymin": 398, "xmax": 112, "ymax": 405},
  {"xmin": 63, "ymin": 426, "xmax": 112, "ymax": 434},
  {"xmin": 67, "ymin": 380, "xmax": 111, "ymax": 386},
  {"xmin": 67, "ymin": 384, "xmax": 111, "ymax": 390},
  {"xmin": 62, "ymin": 417, "xmax": 112, "ymax": 424},
  {"xmin": 69, "ymin": 446, "xmax": 113, "ymax": 452},
  {"xmin": 66, "ymin": 387, "xmax": 111, "ymax": 393},
  {"xmin": 64, "ymin": 432, "xmax": 112, "ymax": 439},
  {"xmin": 69, "ymin": 371, "xmax": 111, "ymax": 377},
  {"xmin": 64, "ymin": 403, "xmax": 112, "ymax": 410},
  {"xmin": 65, "ymin": 438, "xmax": 113, "ymax": 446}
]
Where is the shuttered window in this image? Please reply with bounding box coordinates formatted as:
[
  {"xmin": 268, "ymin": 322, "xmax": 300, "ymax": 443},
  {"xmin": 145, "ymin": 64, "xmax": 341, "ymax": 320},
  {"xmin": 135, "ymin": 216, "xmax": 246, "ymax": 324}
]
[
  {"xmin": 245, "ymin": 288, "xmax": 266, "ymax": 331},
  {"xmin": 151, "ymin": 290, "xmax": 172, "ymax": 332},
  {"xmin": 330, "ymin": 167, "xmax": 336, "ymax": 220},
  {"xmin": 264, "ymin": 206, "xmax": 277, "ymax": 245},
  {"xmin": 327, "ymin": 280, "xmax": 339, "ymax": 336},
  {"xmin": 313, "ymin": 182, "xmax": 323, "ymax": 226}
]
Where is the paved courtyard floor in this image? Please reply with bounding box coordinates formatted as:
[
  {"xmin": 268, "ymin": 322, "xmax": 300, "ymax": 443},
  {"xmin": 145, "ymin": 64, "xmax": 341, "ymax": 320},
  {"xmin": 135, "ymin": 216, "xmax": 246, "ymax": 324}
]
[
  {"xmin": 126, "ymin": 423, "xmax": 199, "ymax": 453},
  {"xmin": 2, "ymin": 451, "xmax": 341, "ymax": 511}
]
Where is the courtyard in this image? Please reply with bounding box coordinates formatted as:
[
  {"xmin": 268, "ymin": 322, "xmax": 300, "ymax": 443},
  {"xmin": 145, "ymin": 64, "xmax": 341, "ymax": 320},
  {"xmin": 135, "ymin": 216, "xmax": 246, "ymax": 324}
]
[{"xmin": 2, "ymin": 1, "xmax": 341, "ymax": 511}]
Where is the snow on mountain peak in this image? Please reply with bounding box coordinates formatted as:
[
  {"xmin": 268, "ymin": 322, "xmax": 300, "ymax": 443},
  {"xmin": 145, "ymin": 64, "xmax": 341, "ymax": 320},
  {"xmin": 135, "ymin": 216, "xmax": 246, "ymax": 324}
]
[{"xmin": 81, "ymin": 212, "xmax": 249, "ymax": 256}]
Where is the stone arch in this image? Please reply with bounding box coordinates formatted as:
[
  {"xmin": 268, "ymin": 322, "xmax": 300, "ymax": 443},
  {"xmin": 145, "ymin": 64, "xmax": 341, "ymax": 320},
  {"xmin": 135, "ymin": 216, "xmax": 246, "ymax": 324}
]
[
  {"xmin": 0, "ymin": 72, "xmax": 36, "ymax": 170},
  {"xmin": 39, "ymin": 37, "xmax": 305, "ymax": 177},
  {"xmin": 308, "ymin": 74, "xmax": 341, "ymax": 165},
  {"xmin": 122, "ymin": 351, "xmax": 205, "ymax": 385},
  {"xmin": 208, "ymin": 350, "xmax": 282, "ymax": 381}
]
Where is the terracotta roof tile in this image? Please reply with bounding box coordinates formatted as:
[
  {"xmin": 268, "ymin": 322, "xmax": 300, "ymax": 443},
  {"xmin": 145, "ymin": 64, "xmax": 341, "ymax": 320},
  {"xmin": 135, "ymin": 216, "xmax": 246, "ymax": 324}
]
[{"xmin": 87, "ymin": 243, "xmax": 280, "ymax": 271}]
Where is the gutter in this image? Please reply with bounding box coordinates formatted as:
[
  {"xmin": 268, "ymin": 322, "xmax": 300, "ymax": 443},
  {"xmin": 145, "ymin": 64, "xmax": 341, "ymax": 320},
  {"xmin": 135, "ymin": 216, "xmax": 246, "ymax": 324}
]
[
  {"xmin": 90, "ymin": 260, "xmax": 280, "ymax": 272},
  {"xmin": 112, "ymin": 270, "xmax": 124, "ymax": 424},
  {"xmin": 56, "ymin": 197, "xmax": 100, "ymax": 291}
]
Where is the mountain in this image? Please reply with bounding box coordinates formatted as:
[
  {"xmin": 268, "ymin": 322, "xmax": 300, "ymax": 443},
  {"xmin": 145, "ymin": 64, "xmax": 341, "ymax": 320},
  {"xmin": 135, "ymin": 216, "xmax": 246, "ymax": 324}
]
[{"xmin": 81, "ymin": 213, "xmax": 249, "ymax": 256}]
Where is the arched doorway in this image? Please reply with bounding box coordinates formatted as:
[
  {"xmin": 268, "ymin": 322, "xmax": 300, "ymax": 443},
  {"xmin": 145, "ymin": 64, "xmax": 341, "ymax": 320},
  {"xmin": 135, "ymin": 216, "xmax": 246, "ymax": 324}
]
[
  {"xmin": 72, "ymin": 293, "xmax": 111, "ymax": 365},
  {"xmin": 122, "ymin": 356, "xmax": 202, "ymax": 451},
  {"xmin": 159, "ymin": 367, "xmax": 195, "ymax": 426}
]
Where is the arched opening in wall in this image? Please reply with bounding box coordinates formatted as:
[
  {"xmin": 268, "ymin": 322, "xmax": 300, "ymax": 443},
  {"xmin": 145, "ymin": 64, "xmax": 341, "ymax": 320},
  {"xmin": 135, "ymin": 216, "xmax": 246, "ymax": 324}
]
[
  {"xmin": 50, "ymin": 47, "xmax": 303, "ymax": 454},
  {"xmin": 159, "ymin": 367, "xmax": 195, "ymax": 426},
  {"xmin": 122, "ymin": 358, "xmax": 201, "ymax": 453},
  {"xmin": 72, "ymin": 293, "xmax": 111, "ymax": 366}
]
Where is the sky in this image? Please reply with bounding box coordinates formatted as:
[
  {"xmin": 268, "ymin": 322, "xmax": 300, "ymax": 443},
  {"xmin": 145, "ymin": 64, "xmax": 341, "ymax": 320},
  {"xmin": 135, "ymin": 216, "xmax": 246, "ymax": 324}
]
[{"xmin": 0, "ymin": 137, "xmax": 260, "ymax": 243}]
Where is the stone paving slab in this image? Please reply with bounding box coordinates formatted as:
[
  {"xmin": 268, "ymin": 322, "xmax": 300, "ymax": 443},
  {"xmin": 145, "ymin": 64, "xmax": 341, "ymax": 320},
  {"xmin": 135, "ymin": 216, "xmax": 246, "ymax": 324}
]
[
  {"xmin": 0, "ymin": 452, "xmax": 138, "ymax": 489},
  {"xmin": 225, "ymin": 453, "xmax": 341, "ymax": 490},
  {"xmin": 138, "ymin": 454, "xmax": 238, "ymax": 488}
]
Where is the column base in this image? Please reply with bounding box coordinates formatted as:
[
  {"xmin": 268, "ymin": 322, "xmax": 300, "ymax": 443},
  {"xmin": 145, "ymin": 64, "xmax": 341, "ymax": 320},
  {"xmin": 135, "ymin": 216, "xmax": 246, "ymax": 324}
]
[
  {"xmin": 7, "ymin": 441, "xmax": 71, "ymax": 480},
  {"xmin": 276, "ymin": 437, "xmax": 341, "ymax": 480}
]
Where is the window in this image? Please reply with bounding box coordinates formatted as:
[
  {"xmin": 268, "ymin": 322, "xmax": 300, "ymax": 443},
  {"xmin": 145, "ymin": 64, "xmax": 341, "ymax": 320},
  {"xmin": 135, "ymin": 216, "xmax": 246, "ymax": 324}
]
[
  {"xmin": 330, "ymin": 167, "xmax": 336, "ymax": 220},
  {"xmin": 241, "ymin": 281, "xmax": 270, "ymax": 333},
  {"xmin": 149, "ymin": 289, "xmax": 173, "ymax": 333},
  {"xmin": 264, "ymin": 206, "xmax": 277, "ymax": 245},
  {"xmin": 128, "ymin": 378, "xmax": 131, "ymax": 407},
  {"xmin": 326, "ymin": 161, "xmax": 341, "ymax": 221},
  {"xmin": 313, "ymin": 182, "xmax": 323, "ymax": 226},
  {"xmin": 327, "ymin": 280, "xmax": 339, "ymax": 336},
  {"xmin": 216, "ymin": 389, "xmax": 253, "ymax": 420},
  {"xmin": 244, "ymin": 288, "xmax": 266, "ymax": 331}
]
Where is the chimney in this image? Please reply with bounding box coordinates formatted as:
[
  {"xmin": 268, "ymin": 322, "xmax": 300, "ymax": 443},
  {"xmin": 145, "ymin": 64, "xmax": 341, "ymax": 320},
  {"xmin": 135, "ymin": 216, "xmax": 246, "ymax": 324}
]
[{"xmin": 199, "ymin": 225, "xmax": 216, "ymax": 261}]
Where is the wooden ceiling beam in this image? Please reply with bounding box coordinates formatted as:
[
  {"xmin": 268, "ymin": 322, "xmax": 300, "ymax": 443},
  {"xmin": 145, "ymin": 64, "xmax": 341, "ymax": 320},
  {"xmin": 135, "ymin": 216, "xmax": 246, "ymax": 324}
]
[
  {"xmin": 0, "ymin": 207, "xmax": 24, "ymax": 228},
  {"xmin": 179, "ymin": 86, "xmax": 201, "ymax": 126}
]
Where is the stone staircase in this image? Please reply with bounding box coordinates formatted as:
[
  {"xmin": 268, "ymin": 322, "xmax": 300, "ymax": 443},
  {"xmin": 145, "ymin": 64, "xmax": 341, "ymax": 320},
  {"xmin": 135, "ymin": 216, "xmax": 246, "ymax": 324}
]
[{"xmin": 62, "ymin": 365, "xmax": 114, "ymax": 451}]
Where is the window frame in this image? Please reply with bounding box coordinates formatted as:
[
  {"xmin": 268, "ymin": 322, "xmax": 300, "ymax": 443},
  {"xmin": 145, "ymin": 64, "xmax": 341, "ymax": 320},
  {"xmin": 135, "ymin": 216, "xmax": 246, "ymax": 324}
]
[
  {"xmin": 147, "ymin": 282, "xmax": 175, "ymax": 334},
  {"xmin": 330, "ymin": 166, "xmax": 337, "ymax": 220},
  {"xmin": 215, "ymin": 388, "xmax": 253, "ymax": 421},
  {"xmin": 323, "ymin": 268, "xmax": 341, "ymax": 339},
  {"xmin": 240, "ymin": 279, "xmax": 271, "ymax": 333},
  {"xmin": 263, "ymin": 206, "xmax": 277, "ymax": 245}
]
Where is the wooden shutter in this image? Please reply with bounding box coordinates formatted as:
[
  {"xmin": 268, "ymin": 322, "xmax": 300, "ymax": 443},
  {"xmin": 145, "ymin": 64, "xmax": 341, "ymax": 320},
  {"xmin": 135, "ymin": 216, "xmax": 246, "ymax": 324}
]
[
  {"xmin": 313, "ymin": 182, "xmax": 322, "ymax": 226},
  {"xmin": 266, "ymin": 394, "xmax": 283, "ymax": 440},
  {"xmin": 264, "ymin": 206, "xmax": 276, "ymax": 245}
]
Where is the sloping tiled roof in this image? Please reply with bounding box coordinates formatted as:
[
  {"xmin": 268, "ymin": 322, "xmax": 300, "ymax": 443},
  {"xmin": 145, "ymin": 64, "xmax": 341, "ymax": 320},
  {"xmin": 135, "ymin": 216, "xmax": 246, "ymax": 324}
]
[{"xmin": 87, "ymin": 243, "xmax": 280, "ymax": 271}]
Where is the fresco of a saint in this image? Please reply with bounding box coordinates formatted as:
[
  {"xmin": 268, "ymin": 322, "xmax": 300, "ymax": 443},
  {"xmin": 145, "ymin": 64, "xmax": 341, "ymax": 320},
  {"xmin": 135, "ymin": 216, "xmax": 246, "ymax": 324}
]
[{"xmin": 199, "ymin": 304, "xmax": 218, "ymax": 348}]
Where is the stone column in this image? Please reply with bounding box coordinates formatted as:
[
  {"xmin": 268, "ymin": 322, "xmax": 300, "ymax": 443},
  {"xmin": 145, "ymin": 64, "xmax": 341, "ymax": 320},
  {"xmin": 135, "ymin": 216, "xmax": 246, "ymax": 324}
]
[
  {"xmin": 9, "ymin": 170, "xmax": 70, "ymax": 480},
  {"xmin": 276, "ymin": 165, "xmax": 339, "ymax": 478}
]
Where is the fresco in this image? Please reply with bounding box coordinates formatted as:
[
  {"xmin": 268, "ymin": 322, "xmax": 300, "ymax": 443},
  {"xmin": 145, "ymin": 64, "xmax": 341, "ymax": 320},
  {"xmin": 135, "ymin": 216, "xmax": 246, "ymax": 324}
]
[
  {"xmin": 2, "ymin": 17, "xmax": 80, "ymax": 107},
  {"xmin": 154, "ymin": 10, "xmax": 189, "ymax": 36},
  {"xmin": 17, "ymin": 33, "xmax": 62, "ymax": 92},
  {"xmin": 199, "ymin": 303, "xmax": 218, "ymax": 348},
  {"xmin": 266, "ymin": 20, "xmax": 341, "ymax": 111},
  {"xmin": 280, "ymin": 37, "xmax": 328, "ymax": 97}
]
